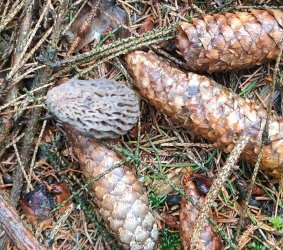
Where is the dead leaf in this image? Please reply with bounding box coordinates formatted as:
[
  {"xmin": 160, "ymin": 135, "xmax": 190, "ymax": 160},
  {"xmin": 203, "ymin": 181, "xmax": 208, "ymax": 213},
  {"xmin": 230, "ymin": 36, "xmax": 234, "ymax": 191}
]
[
  {"xmin": 21, "ymin": 182, "xmax": 71, "ymax": 229},
  {"xmin": 64, "ymin": 0, "xmax": 127, "ymax": 52}
]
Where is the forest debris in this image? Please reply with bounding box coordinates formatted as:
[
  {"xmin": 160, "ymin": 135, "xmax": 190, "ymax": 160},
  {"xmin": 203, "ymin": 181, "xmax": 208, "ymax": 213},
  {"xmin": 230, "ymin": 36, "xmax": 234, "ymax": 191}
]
[
  {"xmin": 238, "ymin": 224, "xmax": 258, "ymax": 250},
  {"xmin": 191, "ymin": 174, "xmax": 213, "ymax": 195},
  {"xmin": 21, "ymin": 182, "xmax": 71, "ymax": 229},
  {"xmin": 151, "ymin": 168, "xmax": 183, "ymax": 197},
  {"xmin": 163, "ymin": 214, "xmax": 180, "ymax": 229},
  {"xmin": 46, "ymin": 182, "xmax": 71, "ymax": 213},
  {"xmin": 64, "ymin": 0, "xmax": 127, "ymax": 53},
  {"xmin": 140, "ymin": 17, "xmax": 155, "ymax": 33},
  {"xmin": 0, "ymin": 192, "xmax": 46, "ymax": 250},
  {"xmin": 46, "ymin": 78, "xmax": 140, "ymax": 139},
  {"xmin": 21, "ymin": 186, "xmax": 54, "ymax": 227},
  {"xmin": 179, "ymin": 173, "xmax": 224, "ymax": 250},
  {"xmin": 234, "ymin": 178, "xmax": 266, "ymax": 203},
  {"xmin": 176, "ymin": 9, "xmax": 283, "ymax": 72},
  {"xmin": 125, "ymin": 50, "xmax": 283, "ymax": 179}
]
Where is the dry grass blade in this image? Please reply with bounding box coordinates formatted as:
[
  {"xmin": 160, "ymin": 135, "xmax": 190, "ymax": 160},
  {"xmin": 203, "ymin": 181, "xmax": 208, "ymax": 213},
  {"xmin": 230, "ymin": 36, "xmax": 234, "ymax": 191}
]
[{"xmin": 190, "ymin": 135, "xmax": 250, "ymax": 249}]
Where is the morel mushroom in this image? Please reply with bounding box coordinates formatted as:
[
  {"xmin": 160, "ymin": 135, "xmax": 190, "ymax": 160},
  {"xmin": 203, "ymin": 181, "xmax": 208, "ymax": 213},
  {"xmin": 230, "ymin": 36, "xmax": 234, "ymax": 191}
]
[
  {"xmin": 46, "ymin": 78, "xmax": 158, "ymax": 249},
  {"xmin": 46, "ymin": 78, "xmax": 140, "ymax": 139},
  {"xmin": 176, "ymin": 9, "xmax": 283, "ymax": 72},
  {"xmin": 125, "ymin": 50, "xmax": 283, "ymax": 179}
]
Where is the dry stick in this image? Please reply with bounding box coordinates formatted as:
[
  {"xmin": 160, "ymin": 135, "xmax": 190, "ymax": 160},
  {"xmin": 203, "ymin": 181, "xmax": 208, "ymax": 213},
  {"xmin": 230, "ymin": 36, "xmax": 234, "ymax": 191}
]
[
  {"xmin": 0, "ymin": 104, "xmax": 43, "ymax": 115},
  {"xmin": 76, "ymin": 33, "xmax": 176, "ymax": 77},
  {"xmin": 52, "ymin": 24, "xmax": 176, "ymax": 67},
  {"xmin": 102, "ymin": 10, "xmax": 184, "ymax": 67},
  {"xmin": 0, "ymin": 133, "xmax": 25, "ymax": 166},
  {"xmin": 10, "ymin": 27, "xmax": 53, "ymax": 83},
  {"xmin": 10, "ymin": 0, "xmax": 70, "ymax": 209},
  {"xmin": 47, "ymin": 30, "xmax": 175, "ymax": 81},
  {"xmin": 235, "ymin": 42, "xmax": 283, "ymax": 242},
  {"xmin": 0, "ymin": 192, "xmax": 46, "ymax": 250},
  {"xmin": 190, "ymin": 135, "xmax": 250, "ymax": 249},
  {"xmin": 12, "ymin": 141, "xmax": 33, "ymax": 191},
  {"xmin": 10, "ymin": 65, "xmax": 46, "ymax": 89},
  {"xmin": 2, "ymin": 133, "xmax": 25, "ymax": 151},
  {"xmin": 235, "ymin": 5, "xmax": 283, "ymax": 10},
  {"xmin": 161, "ymin": 142, "xmax": 214, "ymax": 148},
  {"xmin": 0, "ymin": 0, "xmax": 11, "ymax": 24}
]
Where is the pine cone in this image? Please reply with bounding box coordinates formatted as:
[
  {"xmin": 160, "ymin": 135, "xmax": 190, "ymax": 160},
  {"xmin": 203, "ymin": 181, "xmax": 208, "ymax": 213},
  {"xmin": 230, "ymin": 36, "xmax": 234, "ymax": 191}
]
[
  {"xmin": 176, "ymin": 9, "xmax": 283, "ymax": 72},
  {"xmin": 125, "ymin": 50, "xmax": 283, "ymax": 179},
  {"xmin": 180, "ymin": 174, "xmax": 223, "ymax": 250},
  {"xmin": 66, "ymin": 127, "xmax": 158, "ymax": 250}
]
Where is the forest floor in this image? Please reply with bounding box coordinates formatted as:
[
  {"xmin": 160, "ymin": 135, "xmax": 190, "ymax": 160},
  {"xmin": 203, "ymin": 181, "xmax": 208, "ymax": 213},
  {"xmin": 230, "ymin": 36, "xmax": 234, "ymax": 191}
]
[{"xmin": 0, "ymin": 0, "xmax": 283, "ymax": 249}]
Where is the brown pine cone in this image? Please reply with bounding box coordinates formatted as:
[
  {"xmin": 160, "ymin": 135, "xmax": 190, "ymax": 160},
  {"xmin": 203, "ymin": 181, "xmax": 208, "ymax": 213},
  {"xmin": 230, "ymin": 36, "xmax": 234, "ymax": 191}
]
[
  {"xmin": 180, "ymin": 174, "xmax": 223, "ymax": 250},
  {"xmin": 125, "ymin": 50, "xmax": 283, "ymax": 179},
  {"xmin": 66, "ymin": 127, "xmax": 158, "ymax": 250},
  {"xmin": 176, "ymin": 9, "xmax": 283, "ymax": 72}
]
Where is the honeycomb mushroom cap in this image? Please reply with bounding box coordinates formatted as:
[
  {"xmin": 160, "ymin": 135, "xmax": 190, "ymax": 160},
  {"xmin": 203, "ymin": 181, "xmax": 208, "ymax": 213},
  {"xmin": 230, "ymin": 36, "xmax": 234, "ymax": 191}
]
[{"xmin": 46, "ymin": 78, "xmax": 140, "ymax": 139}]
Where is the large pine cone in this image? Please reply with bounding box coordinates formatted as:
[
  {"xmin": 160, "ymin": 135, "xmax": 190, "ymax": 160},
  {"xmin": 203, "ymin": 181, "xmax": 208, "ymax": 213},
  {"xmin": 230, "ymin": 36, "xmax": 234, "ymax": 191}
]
[
  {"xmin": 176, "ymin": 9, "xmax": 283, "ymax": 72},
  {"xmin": 125, "ymin": 50, "xmax": 283, "ymax": 179}
]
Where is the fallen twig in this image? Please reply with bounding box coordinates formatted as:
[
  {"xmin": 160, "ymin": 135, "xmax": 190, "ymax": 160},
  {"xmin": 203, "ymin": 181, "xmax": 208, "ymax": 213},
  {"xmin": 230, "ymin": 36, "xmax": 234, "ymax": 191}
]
[{"xmin": 0, "ymin": 192, "xmax": 46, "ymax": 250}]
